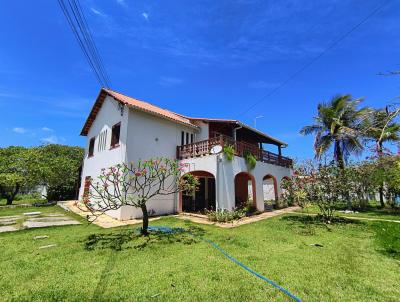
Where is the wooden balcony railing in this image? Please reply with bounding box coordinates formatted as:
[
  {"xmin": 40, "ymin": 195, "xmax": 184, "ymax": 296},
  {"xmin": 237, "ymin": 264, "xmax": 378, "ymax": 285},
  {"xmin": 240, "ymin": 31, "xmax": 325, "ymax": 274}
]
[{"xmin": 177, "ymin": 136, "xmax": 292, "ymax": 168}]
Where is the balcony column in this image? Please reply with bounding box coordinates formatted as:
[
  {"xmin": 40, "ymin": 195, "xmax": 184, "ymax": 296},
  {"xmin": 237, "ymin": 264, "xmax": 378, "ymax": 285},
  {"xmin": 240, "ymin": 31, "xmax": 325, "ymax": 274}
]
[{"xmin": 278, "ymin": 145, "xmax": 282, "ymax": 156}]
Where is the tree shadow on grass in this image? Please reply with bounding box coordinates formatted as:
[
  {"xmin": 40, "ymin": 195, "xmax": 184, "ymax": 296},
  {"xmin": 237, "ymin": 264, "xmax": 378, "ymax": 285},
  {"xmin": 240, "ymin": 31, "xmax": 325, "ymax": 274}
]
[
  {"xmin": 370, "ymin": 222, "xmax": 400, "ymax": 261},
  {"xmin": 281, "ymin": 214, "xmax": 362, "ymax": 235},
  {"xmin": 283, "ymin": 214, "xmax": 362, "ymax": 225},
  {"xmin": 84, "ymin": 226, "xmax": 206, "ymax": 251}
]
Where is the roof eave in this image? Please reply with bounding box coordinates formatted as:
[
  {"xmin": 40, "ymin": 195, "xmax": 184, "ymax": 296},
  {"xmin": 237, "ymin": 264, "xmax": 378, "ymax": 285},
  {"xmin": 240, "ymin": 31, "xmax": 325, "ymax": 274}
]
[
  {"xmin": 123, "ymin": 102, "xmax": 200, "ymax": 131},
  {"xmin": 80, "ymin": 88, "xmax": 107, "ymax": 136},
  {"xmin": 236, "ymin": 121, "xmax": 288, "ymax": 147}
]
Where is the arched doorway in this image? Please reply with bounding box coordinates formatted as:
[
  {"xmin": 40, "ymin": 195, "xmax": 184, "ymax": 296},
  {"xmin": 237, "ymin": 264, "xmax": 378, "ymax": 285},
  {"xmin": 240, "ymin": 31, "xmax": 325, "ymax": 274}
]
[
  {"xmin": 263, "ymin": 175, "xmax": 278, "ymax": 202},
  {"xmin": 234, "ymin": 172, "xmax": 256, "ymax": 208},
  {"xmin": 180, "ymin": 171, "xmax": 216, "ymax": 213}
]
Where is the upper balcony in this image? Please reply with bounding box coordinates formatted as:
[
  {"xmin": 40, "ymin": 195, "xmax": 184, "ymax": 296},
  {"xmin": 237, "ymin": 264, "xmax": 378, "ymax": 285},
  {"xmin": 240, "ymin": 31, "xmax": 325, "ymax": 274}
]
[{"xmin": 177, "ymin": 134, "xmax": 292, "ymax": 168}]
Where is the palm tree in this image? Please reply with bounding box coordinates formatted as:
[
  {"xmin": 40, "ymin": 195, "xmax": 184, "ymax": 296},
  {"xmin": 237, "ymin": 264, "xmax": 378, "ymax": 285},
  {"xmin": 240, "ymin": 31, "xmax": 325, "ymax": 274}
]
[
  {"xmin": 363, "ymin": 106, "xmax": 400, "ymax": 207},
  {"xmin": 364, "ymin": 107, "xmax": 400, "ymax": 156},
  {"xmin": 300, "ymin": 94, "xmax": 371, "ymax": 169}
]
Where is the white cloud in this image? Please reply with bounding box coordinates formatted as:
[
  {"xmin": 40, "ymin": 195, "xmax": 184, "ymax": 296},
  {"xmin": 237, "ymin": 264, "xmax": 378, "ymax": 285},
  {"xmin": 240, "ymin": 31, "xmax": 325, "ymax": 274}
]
[
  {"xmin": 159, "ymin": 76, "xmax": 183, "ymax": 87},
  {"xmin": 91, "ymin": 8, "xmax": 107, "ymax": 17},
  {"xmin": 142, "ymin": 12, "xmax": 149, "ymax": 21},
  {"xmin": 12, "ymin": 127, "xmax": 27, "ymax": 134},
  {"xmin": 40, "ymin": 135, "xmax": 65, "ymax": 144},
  {"xmin": 42, "ymin": 127, "xmax": 53, "ymax": 132},
  {"xmin": 248, "ymin": 81, "xmax": 278, "ymax": 89},
  {"xmin": 116, "ymin": 0, "xmax": 127, "ymax": 7},
  {"xmin": 41, "ymin": 136, "xmax": 58, "ymax": 144}
]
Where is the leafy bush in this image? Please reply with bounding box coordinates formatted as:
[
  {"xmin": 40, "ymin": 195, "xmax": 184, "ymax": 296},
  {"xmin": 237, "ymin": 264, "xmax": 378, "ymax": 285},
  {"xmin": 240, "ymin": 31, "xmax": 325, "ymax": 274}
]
[
  {"xmin": 223, "ymin": 145, "xmax": 235, "ymax": 161},
  {"xmin": 264, "ymin": 199, "xmax": 275, "ymax": 211},
  {"xmin": 0, "ymin": 145, "xmax": 84, "ymax": 205},
  {"xmin": 275, "ymin": 198, "xmax": 288, "ymax": 209},
  {"xmin": 36, "ymin": 144, "xmax": 84, "ymax": 201},
  {"xmin": 205, "ymin": 208, "xmax": 246, "ymax": 222},
  {"xmin": 244, "ymin": 151, "xmax": 257, "ymax": 169},
  {"xmin": 14, "ymin": 192, "xmax": 42, "ymax": 201},
  {"xmin": 242, "ymin": 199, "xmax": 258, "ymax": 214},
  {"xmin": 281, "ymin": 161, "xmax": 346, "ymax": 221},
  {"xmin": 281, "ymin": 177, "xmax": 308, "ymax": 208}
]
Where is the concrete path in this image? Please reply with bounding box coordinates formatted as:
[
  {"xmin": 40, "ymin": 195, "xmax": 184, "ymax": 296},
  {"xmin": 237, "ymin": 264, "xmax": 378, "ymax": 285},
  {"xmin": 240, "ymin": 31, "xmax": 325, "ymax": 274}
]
[
  {"xmin": 0, "ymin": 211, "xmax": 80, "ymax": 233},
  {"xmin": 176, "ymin": 206, "xmax": 301, "ymax": 228},
  {"xmin": 60, "ymin": 200, "xmax": 300, "ymax": 229},
  {"xmin": 58, "ymin": 200, "xmax": 161, "ymax": 228}
]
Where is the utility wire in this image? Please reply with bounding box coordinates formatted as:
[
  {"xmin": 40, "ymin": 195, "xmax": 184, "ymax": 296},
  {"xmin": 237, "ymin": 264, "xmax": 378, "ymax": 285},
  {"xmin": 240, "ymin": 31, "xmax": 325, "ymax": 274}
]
[
  {"xmin": 71, "ymin": 0, "xmax": 112, "ymax": 87},
  {"xmin": 235, "ymin": 0, "xmax": 391, "ymax": 119},
  {"xmin": 57, "ymin": 0, "xmax": 111, "ymax": 88},
  {"xmin": 58, "ymin": 0, "xmax": 103, "ymax": 87}
]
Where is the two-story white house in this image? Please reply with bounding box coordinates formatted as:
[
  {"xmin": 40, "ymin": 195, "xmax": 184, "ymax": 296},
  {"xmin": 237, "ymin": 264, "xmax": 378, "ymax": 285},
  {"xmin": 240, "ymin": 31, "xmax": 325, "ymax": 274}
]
[{"xmin": 79, "ymin": 88, "xmax": 292, "ymax": 220}]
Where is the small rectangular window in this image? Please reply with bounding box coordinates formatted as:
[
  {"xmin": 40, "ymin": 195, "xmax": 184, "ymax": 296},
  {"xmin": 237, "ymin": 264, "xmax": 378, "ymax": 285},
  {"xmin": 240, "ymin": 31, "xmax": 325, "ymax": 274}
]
[
  {"xmin": 111, "ymin": 122, "xmax": 121, "ymax": 148},
  {"xmin": 83, "ymin": 176, "xmax": 91, "ymax": 202},
  {"xmin": 190, "ymin": 133, "xmax": 194, "ymax": 144},
  {"xmin": 186, "ymin": 132, "xmax": 189, "ymax": 145},
  {"xmin": 97, "ymin": 132, "xmax": 102, "ymax": 152},
  {"xmin": 88, "ymin": 137, "xmax": 95, "ymax": 157},
  {"xmin": 181, "ymin": 131, "xmax": 185, "ymax": 146}
]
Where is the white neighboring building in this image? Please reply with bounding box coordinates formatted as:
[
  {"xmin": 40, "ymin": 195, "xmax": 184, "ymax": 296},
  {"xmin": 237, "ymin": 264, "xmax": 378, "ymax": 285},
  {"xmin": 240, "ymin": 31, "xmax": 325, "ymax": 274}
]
[{"xmin": 79, "ymin": 88, "xmax": 292, "ymax": 220}]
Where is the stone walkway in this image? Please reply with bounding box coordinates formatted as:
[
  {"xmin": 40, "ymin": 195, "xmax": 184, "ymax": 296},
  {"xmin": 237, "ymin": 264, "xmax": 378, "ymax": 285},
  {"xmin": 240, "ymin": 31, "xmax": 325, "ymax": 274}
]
[
  {"xmin": 0, "ymin": 212, "xmax": 81, "ymax": 233},
  {"xmin": 176, "ymin": 206, "xmax": 301, "ymax": 228},
  {"xmin": 59, "ymin": 200, "xmax": 300, "ymax": 229},
  {"xmin": 58, "ymin": 200, "xmax": 161, "ymax": 228}
]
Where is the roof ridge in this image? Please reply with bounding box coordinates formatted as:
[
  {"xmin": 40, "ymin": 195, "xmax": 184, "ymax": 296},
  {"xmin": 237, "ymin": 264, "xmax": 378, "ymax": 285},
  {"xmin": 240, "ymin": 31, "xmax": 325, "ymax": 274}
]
[{"xmin": 104, "ymin": 88, "xmax": 190, "ymax": 121}]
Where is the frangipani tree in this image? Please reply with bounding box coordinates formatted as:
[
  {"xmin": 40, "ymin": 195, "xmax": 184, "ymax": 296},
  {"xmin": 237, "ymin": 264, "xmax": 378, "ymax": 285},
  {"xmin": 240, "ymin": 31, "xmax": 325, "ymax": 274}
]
[{"xmin": 82, "ymin": 158, "xmax": 198, "ymax": 235}]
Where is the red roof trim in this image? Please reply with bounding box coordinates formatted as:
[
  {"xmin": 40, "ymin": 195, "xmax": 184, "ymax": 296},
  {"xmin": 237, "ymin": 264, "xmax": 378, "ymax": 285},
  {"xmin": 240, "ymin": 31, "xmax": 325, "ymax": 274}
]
[
  {"xmin": 80, "ymin": 88, "xmax": 197, "ymax": 136},
  {"xmin": 80, "ymin": 89, "xmax": 287, "ymax": 146}
]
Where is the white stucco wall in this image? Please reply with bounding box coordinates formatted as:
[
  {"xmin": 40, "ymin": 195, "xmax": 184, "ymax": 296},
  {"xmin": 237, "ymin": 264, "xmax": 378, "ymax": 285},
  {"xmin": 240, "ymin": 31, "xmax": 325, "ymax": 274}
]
[
  {"xmin": 191, "ymin": 120, "xmax": 209, "ymax": 141},
  {"xmin": 180, "ymin": 154, "xmax": 292, "ymax": 211},
  {"xmin": 120, "ymin": 109, "xmax": 199, "ymax": 219},
  {"xmin": 79, "ymin": 96, "xmax": 128, "ymax": 219},
  {"xmin": 79, "ymin": 97, "xmax": 292, "ymax": 219}
]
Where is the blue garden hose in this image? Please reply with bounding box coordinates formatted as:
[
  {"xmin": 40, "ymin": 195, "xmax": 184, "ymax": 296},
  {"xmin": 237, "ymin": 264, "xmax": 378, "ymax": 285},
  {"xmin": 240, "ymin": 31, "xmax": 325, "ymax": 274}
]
[{"xmin": 146, "ymin": 226, "xmax": 302, "ymax": 302}]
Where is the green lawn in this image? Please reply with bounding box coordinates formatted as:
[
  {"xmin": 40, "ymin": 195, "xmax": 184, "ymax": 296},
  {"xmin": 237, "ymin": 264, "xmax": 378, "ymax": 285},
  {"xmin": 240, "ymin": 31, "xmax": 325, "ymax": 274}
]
[
  {"xmin": 0, "ymin": 197, "xmax": 44, "ymax": 207},
  {"xmin": 297, "ymin": 203, "xmax": 400, "ymax": 222},
  {"xmin": 1, "ymin": 205, "xmax": 399, "ymax": 302}
]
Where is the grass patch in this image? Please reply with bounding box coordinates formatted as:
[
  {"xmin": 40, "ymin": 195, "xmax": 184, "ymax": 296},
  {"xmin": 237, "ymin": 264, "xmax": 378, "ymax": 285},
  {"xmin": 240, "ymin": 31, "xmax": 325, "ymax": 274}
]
[
  {"xmin": 0, "ymin": 204, "xmax": 70, "ymax": 217},
  {"xmin": 0, "ymin": 207, "xmax": 399, "ymax": 301},
  {"xmin": 371, "ymin": 222, "xmax": 400, "ymax": 260},
  {"xmin": 0, "ymin": 193, "xmax": 46, "ymax": 206},
  {"xmin": 297, "ymin": 202, "xmax": 400, "ymax": 222}
]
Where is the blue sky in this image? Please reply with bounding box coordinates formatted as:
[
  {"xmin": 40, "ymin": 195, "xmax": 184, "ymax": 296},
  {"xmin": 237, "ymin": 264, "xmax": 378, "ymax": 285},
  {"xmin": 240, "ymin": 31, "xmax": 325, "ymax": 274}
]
[{"xmin": 0, "ymin": 0, "xmax": 399, "ymax": 160}]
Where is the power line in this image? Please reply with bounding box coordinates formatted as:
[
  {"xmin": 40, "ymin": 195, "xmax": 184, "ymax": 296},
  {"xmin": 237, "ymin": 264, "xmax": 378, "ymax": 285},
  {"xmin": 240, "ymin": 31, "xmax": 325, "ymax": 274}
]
[
  {"xmin": 235, "ymin": 0, "xmax": 391, "ymax": 119},
  {"xmin": 57, "ymin": 0, "xmax": 111, "ymax": 88},
  {"xmin": 71, "ymin": 0, "xmax": 112, "ymax": 87}
]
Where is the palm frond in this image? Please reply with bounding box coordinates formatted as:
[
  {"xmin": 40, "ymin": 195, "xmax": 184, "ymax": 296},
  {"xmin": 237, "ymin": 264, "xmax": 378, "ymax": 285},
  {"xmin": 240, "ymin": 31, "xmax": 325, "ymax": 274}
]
[
  {"xmin": 314, "ymin": 134, "xmax": 332, "ymax": 159},
  {"xmin": 299, "ymin": 125, "xmax": 323, "ymax": 136}
]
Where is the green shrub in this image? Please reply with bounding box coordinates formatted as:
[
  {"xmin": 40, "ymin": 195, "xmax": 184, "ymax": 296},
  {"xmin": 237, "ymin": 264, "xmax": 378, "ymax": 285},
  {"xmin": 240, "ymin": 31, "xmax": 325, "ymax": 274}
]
[
  {"xmin": 223, "ymin": 145, "xmax": 235, "ymax": 161},
  {"xmin": 15, "ymin": 192, "xmax": 42, "ymax": 201},
  {"xmin": 244, "ymin": 151, "xmax": 257, "ymax": 169},
  {"xmin": 205, "ymin": 208, "xmax": 246, "ymax": 222},
  {"xmin": 275, "ymin": 198, "xmax": 288, "ymax": 209},
  {"xmin": 243, "ymin": 199, "xmax": 257, "ymax": 214}
]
